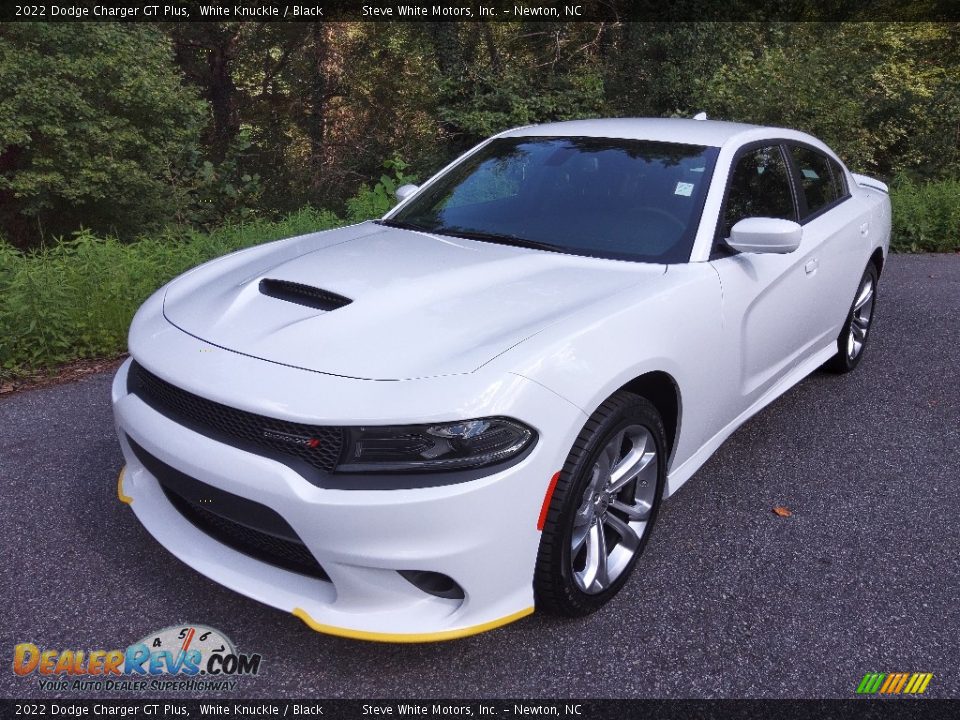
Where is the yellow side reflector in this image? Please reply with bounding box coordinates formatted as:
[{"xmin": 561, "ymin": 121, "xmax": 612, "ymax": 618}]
[
  {"xmin": 292, "ymin": 606, "xmax": 534, "ymax": 643},
  {"xmin": 117, "ymin": 466, "xmax": 133, "ymax": 505}
]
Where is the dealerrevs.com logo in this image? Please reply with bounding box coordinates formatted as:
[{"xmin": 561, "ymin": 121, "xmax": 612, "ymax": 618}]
[{"xmin": 12, "ymin": 624, "xmax": 262, "ymax": 692}]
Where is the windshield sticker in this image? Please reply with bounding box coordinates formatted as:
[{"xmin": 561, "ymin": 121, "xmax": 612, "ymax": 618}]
[{"xmin": 675, "ymin": 182, "xmax": 695, "ymax": 197}]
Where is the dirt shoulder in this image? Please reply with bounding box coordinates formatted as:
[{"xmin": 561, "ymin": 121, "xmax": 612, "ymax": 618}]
[{"xmin": 0, "ymin": 354, "xmax": 128, "ymax": 397}]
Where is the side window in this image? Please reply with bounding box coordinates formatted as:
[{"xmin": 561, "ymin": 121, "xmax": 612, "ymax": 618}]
[
  {"xmin": 788, "ymin": 145, "xmax": 841, "ymax": 217},
  {"xmin": 722, "ymin": 145, "xmax": 795, "ymax": 238},
  {"xmin": 830, "ymin": 157, "xmax": 849, "ymax": 197}
]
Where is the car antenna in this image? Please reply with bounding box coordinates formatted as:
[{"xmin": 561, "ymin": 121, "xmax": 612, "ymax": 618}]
[{"xmin": 692, "ymin": 112, "xmax": 708, "ymax": 121}]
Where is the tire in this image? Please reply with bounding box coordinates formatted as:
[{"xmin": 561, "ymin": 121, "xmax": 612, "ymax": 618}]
[
  {"xmin": 825, "ymin": 263, "xmax": 879, "ymax": 374},
  {"xmin": 534, "ymin": 391, "xmax": 666, "ymax": 616}
]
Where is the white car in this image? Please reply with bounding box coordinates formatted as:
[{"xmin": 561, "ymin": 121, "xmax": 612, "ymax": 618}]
[{"xmin": 112, "ymin": 118, "xmax": 890, "ymax": 642}]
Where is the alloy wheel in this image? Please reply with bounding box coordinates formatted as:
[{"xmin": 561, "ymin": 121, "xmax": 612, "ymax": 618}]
[
  {"xmin": 570, "ymin": 425, "xmax": 658, "ymax": 595},
  {"xmin": 847, "ymin": 277, "xmax": 875, "ymax": 360}
]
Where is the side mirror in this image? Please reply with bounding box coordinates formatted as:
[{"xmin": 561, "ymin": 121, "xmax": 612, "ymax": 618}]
[
  {"xmin": 395, "ymin": 184, "xmax": 419, "ymax": 203},
  {"xmin": 727, "ymin": 217, "xmax": 802, "ymax": 255}
]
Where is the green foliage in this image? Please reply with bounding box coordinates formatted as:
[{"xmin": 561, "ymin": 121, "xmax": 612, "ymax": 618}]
[
  {"xmin": 424, "ymin": 24, "xmax": 608, "ymax": 152},
  {"xmin": 890, "ymin": 178, "xmax": 960, "ymax": 252},
  {"xmin": 3, "ymin": 21, "xmax": 959, "ymax": 249},
  {"xmin": 0, "ymin": 24, "xmax": 208, "ymax": 245},
  {"xmin": 606, "ymin": 23, "xmax": 766, "ymax": 121},
  {"xmin": 437, "ymin": 63, "xmax": 606, "ymax": 142},
  {"xmin": 0, "ymin": 207, "xmax": 343, "ymax": 375},
  {"xmin": 687, "ymin": 24, "xmax": 960, "ymax": 178},
  {"xmin": 345, "ymin": 158, "xmax": 417, "ymax": 222},
  {"xmin": 171, "ymin": 130, "xmax": 264, "ymax": 229}
]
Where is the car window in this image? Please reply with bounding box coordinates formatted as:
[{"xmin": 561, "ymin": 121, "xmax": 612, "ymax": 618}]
[
  {"xmin": 789, "ymin": 145, "xmax": 841, "ymax": 217},
  {"xmin": 722, "ymin": 145, "xmax": 795, "ymax": 238},
  {"xmin": 830, "ymin": 157, "xmax": 849, "ymax": 197},
  {"xmin": 444, "ymin": 157, "xmax": 524, "ymax": 208},
  {"xmin": 391, "ymin": 136, "xmax": 720, "ymax": 264}
]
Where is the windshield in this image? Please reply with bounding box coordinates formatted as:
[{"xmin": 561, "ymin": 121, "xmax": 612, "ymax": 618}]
[{"xmin": 388, "ymin": 136, "xmax": 719, "ymax": 263}]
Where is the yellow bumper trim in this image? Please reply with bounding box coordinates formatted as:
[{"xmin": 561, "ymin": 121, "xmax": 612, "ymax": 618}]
[
  {"xmin": 117, "ymin": 466, "xmax": 133, "ymax": 504},
  {"xmin": 292, "ymin": 605, "xmax": 534, "ymax": 643}
]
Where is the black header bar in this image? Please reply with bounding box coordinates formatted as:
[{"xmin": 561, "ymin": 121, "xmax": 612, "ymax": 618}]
[
  {"xmin": 1, "ymin": 0, "xmax": 958, "ymax": 23},
  {"xmin": 1, "ymin": 699, "xmax": 959, "ymax": 719}
]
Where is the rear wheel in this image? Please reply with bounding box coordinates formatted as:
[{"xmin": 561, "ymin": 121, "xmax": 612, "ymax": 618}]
[
  {"xmin": 826, "ymin": 264, "xmax": 878, "ymax": 373},
  {"xmin": 534, "ymin": 392, "xmax": 666, "ymax": 616}
]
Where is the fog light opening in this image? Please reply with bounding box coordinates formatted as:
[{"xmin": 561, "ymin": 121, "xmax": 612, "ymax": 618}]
[{"xmin": 398, "ymin": 570, "xmax": 465, "ymax": 600}]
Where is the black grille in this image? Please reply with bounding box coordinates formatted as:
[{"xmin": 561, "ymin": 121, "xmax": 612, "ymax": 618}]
[
  {"xmin": 128, "ymin": 436, "xmax": 330, "ymax": 581},
  {"xmin": 164, "ymin": 487, "xmax": 330, "ymax": 581},
  {"xmin": 259, "ymin": 278, "xmax": 352, "ymax": 311},
  {"xmin": 128, "ymin": 361, "xmax": 344, "ymax": 473}
]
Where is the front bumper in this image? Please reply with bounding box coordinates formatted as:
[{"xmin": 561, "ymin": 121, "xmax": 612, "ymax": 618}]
[{"xmin": 112, "ymin": 350, "xmax": 585, "ymax": 641}]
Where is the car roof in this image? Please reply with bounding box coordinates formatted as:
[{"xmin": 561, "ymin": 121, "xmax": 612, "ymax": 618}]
[{"xmin": 499, "ymin": 117, "xmax": 767, "ymax": 149}]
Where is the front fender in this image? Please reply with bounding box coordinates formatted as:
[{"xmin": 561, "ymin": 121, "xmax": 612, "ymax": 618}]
[{"xmin": 492, "ymin": 262, "xmax": 726, "ymax": 486}]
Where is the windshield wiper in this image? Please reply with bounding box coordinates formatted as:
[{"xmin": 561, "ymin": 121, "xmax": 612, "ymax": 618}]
[
  {"xmin": 379, "ymin": 220, "xmax": 564, "ymax": 253},
  {"xmin": 375, "ymin": 218, "xmax": 434, "ymax": 232},
  {"xmin": 433, "ymin": 228, "xmax": 564, "ymax": 253}
]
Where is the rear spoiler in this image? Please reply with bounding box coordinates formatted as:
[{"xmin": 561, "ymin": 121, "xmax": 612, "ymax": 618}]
[{"xmin": 851, "ymin": 173, "xmax": 889, "ymax": 194}]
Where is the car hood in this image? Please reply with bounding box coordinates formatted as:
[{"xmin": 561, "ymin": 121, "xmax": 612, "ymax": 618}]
[{"xmin": 162, "ymin": 222, "xmax": 664, "ymax": 380}]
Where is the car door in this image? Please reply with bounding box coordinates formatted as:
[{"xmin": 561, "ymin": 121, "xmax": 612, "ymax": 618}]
[
  {"xmin": 784, "ymin": 143, "xmax": 867, "ymax": 345},
  {"xmin": 710, "ymin": 142, "xmax": 830, "ymax": 410}
]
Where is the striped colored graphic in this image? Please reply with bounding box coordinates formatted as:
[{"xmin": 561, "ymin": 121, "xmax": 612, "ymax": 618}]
[{"xmin": 856, "ymin": 672, "xmax": 933, "ymax": 695}]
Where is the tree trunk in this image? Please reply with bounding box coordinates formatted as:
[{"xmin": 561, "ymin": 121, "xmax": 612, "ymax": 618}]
[
  {"xmin": 171, "ymin": 24, "xmax": 241, "ymax": 162},
  {"xmin": 306, "ymin": 22, "xmax": 330, "ymax": 193},
  {"xmin": 206, "ymin": 32, "xmax": 240, "ymax": 162}
]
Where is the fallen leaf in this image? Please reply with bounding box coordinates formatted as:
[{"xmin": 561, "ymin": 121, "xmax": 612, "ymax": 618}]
[{"xmin": 772, "ymin": 506, "xmax": 793, "ymax": 518}]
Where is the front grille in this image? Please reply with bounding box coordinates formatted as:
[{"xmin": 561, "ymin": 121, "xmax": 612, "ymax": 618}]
[
  {"xmin": 128, "ymin": 361, "xmax": 344, "ymax": 473},
  {"xmin": 128, "ymin": 436, "xmax": 330, "ymax": 581}
]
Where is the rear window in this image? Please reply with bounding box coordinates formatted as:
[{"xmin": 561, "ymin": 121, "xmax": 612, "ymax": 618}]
[{"xmin": 830, "ymin": 157, "xmax": 849, "ymax": 196}]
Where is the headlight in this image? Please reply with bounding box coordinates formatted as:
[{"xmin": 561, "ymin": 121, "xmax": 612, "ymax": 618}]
[{"xmin": 337, "ymin": 417, "xmax": 536, "ymax": 473}]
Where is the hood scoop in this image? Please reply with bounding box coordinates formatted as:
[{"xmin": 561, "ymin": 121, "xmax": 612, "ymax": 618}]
[{"xmin": 258, "ymin": 278, "xmax": 352, "ymax": 311}]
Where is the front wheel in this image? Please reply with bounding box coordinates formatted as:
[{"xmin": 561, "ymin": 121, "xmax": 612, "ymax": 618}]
[
  {"xmin": 826, "ymin": 264, "xmax": 878, "ymax": 373},
  {"xmin": 534, "ymin": 392, "xmax": 666, "ymax": 616}
]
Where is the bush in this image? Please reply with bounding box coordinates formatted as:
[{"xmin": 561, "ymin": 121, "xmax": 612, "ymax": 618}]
[
  {"xmin": 0, "ymin": 24, "xmax": 208, "ymax": 246},
  {"xmin": 890, "ymin": 178, "xmax": 960, "ymax": 252},
  {"xmin": 345, "ymin": 158, "xmax": 417, "ymax": 223},
  {"xmin": 0, "ymin": 207, "xmax": 343, "ymax": 377}
]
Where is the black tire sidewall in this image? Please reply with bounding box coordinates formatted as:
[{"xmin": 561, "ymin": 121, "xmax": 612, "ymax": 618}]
[
  {"xmin": 832, "ymin": 264, "xmax": 879, "ymax": 373},
  {"xmin": 536, "ymin": 393, "xmax": 667, "ymax": 616}
]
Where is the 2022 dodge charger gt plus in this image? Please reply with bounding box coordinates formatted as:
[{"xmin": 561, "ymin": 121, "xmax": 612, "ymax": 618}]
[{"xmin": 112, "ymin": 118, "xmax": 891, "ymax": 641}]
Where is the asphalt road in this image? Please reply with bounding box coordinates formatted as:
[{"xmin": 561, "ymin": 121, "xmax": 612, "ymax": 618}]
[{"xmin": 1, "ymin": 254, "xmax": 958, "ymax": 700}]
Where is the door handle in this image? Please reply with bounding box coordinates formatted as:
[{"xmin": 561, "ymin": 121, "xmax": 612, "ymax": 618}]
[
  {"xmin": 860, "ymin": 222, "xmax": 870, "ymax": 237},
  {"xmin": 805, "ymin": 258, "xmax": 819, "ymax": 274}
]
